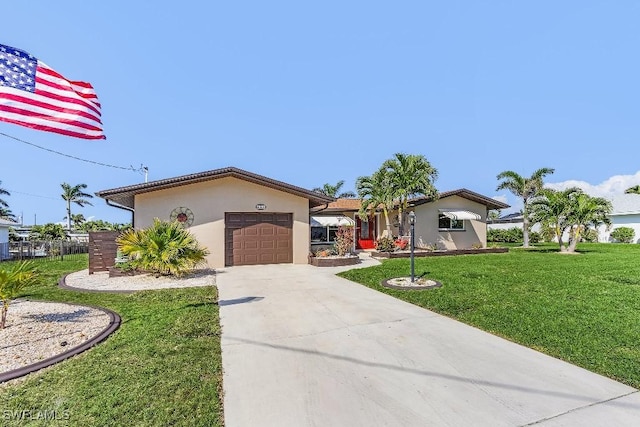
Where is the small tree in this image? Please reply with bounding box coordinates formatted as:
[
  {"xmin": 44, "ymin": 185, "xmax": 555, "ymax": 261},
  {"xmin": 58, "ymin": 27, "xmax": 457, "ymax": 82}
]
[
  {"xmin": 29, "ymin": 223, "xmax": 68, "ymax": 241},
  {"xmin": 611, "ymin": 227, "xmax": 635, "ymax": 243},
  {"xmin": 117, "ymin": 219, "xmax": 209, "ymax": 277},
  {"xmin": 333, "ymin": 226, "xmax": 354, "ymax": 256},
  {"xmin": 0, "ymin": 261, "xmax": 38, "ymax": 329}
]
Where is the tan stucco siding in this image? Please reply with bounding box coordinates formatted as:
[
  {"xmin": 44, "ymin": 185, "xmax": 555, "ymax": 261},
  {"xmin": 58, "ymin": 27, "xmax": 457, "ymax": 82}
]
[
  {"xmin": 134, "ymin": 177, "xmax": 310, "ymax": 267},
  {"xmin": 412, "ymin": 196, "xmax": 487, "ymax": 250}
]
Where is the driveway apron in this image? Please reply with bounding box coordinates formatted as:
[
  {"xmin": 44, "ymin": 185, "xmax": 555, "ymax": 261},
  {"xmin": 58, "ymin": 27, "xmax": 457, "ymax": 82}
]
[{"xmin": 217, "ymin": 260, "xmax": 640, "ymax": 426}]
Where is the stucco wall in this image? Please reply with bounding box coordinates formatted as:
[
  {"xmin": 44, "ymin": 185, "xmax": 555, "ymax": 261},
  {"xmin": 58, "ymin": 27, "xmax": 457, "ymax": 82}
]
[
  {"xmin": 134, "ymin": 177, "xmax": 311, "ymax": 267},
  {"xmin": 0, "ymin": 226, "xmax": 9, "ymax": 260},
  {"xmin": 0, "ymin": 226, "xmax": 8, "ymax": 244},
  {"xmin": 598, "ymin": 214, "xmax": 640, "ymax": 243},
  {"xmin": 412, "ymin": 196, "xmax": 487, "ymax": 250}
]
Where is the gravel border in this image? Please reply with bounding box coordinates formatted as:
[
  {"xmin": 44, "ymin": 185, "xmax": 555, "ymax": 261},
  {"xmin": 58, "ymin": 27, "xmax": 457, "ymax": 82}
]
[
  {"xmin": 60, "ymin": 268, "xmax": 217, "ymax": 293},
  {"xmin": 0, "ymin": 300, "xmax": 121, "ymax": 383},
  {"xmin": 381, "ymin": 277, "xmax": 443, "ymax": 290}
]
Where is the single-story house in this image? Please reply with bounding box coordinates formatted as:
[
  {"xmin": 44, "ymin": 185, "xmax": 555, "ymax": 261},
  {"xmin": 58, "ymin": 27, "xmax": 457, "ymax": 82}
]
[
  {"xmin": 96, "ymin": 167, "xmax": 334, "ymax": 268},
  {"xmin": 0, "ymin": 218, "xmax": 17, "ymax": 260},
  {"xmin": 597, "ymin": 194, "xmax": 640, "ymax": 243},
  {"xmin": 97, "ymin": 167, "xmax": 509, "ymax": 268},
  {"xmin": 312, "ymin": 189, "xmax": 509, "ymax": 251}
]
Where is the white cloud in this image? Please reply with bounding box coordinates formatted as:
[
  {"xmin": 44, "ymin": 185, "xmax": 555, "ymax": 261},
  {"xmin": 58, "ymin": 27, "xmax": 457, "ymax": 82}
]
[{"xmin": 546, "ymin": 171, "xmax": 640, "ymax": 198}]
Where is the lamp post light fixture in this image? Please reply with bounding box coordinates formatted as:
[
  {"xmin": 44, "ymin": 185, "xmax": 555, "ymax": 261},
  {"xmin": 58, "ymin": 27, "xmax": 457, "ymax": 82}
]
[{"xmin": 408, "ymin": 211, "xmax": 416, "ymax": 283}]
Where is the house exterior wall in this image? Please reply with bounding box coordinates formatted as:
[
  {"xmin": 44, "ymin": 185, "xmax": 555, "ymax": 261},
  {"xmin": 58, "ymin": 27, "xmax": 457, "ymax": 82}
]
[
  {"xmin": 133, "ymin": 177, "xmax": 311, "ymax": 267},
  {"xmin": 412, "ymin": 196, "xmax": 487, "ymax": 250},
  {"xmin": 0, "ymin": 226, "xmax": 9, "ymax": 260},
  {"xmin": 0, "ymin": 226, "xmax": 8, "ymax": 244},
  {"xmin": 598, "ymin": 213, "xmax": 640, "ymax": 243}
]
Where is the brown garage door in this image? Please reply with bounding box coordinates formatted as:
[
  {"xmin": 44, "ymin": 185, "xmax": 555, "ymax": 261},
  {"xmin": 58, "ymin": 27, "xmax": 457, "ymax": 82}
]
[{"xmin": 225, "ymin": 212, "xmax": 293, "ymax": 266}]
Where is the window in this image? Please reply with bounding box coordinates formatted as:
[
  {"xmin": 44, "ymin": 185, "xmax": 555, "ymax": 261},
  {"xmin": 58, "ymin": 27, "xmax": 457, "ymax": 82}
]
[
  {"xmin": 311, "ymin": 226, "xmax": 340, "ymax": 243},
  {"xmin": 438, "ymin": 214, "xmax": 464, "ymax": 230}
]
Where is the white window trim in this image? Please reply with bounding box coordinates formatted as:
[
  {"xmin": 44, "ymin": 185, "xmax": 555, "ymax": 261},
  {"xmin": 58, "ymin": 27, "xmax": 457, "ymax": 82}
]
[{"xmin": 438, "ymin": 215, "xmax": 465, "ymax": 231}]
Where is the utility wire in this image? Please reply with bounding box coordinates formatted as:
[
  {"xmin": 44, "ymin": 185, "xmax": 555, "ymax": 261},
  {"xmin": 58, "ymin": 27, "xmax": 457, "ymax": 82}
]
[
  {"xmin": 0, "ymin": 131, "xmax": 144, "ymax": 172},
  {"xmin": 5, "ymin": 189, "xmax": 60, "ymax": 201}
]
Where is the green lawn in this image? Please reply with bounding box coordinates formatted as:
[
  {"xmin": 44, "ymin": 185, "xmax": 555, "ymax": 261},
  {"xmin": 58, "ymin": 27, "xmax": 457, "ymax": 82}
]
[
  {"xmin": 0, "ymin": 257, "xmax": 223, "ymax": 427},
  {"xmin": 339, "ymin": 243, "xmax": 640, "ymax": 388}
]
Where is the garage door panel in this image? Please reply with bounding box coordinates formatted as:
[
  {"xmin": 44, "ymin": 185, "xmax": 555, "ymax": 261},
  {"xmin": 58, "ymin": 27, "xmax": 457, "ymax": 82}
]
[{"xmin": 225, "ymin": 212, "xmax": 293, "ymax": 266}]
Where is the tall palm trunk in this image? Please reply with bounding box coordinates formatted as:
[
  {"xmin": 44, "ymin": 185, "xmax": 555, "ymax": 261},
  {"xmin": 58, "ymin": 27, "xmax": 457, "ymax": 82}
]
[{"xmin": 66, "ymin": 201, "xmax": 72, "ymax": 230}]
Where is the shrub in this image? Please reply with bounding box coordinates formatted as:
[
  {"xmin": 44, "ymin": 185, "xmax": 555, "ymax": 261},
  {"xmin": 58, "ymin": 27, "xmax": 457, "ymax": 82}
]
[
  {"xmin": 0, "ymin": 261, "xmax": 38, "ymax": 329},
  {"xmin": 529, "ymin": 231, "xmax": 541, "ymax": 244},
  {"xmin": 581, "ymin": 228, "xmax": 599, "ymax": 243},
  {"xmin": 611, "ymin": 227, "xmax": 635, "ymax": 243},
  {"xmin": 487, "ymin": 227, "xmax": 522, "ymax": 243},
  {"xmin": 117, "ymin": 219, "xmax": 210, "ymax": 277},
  {"xmin": 315, "ymin": 247, "xmax": 336, "ymax": 257},
  {"xmin": 375, "ymin": 236, "xmax": 396, "ymax": 252},
  {"xmin": 395, "ymin": 239, "xmax": 409, "ymax": 250},
  {"xmin": 333, "ymin": 226, "xmax": 354, "ymax": 256}
]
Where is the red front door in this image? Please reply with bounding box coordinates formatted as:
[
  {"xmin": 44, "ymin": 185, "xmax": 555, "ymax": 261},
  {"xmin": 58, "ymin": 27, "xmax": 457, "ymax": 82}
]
[{"xmin": 356, "ymin": 216, "xmax": 376, "ymax": 249}]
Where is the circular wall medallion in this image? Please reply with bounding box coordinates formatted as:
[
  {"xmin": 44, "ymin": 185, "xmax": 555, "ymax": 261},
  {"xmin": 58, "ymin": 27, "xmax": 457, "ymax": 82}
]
[{"xmin": 170, "ymin": 207, "xmax": 194, "ymax": 227}]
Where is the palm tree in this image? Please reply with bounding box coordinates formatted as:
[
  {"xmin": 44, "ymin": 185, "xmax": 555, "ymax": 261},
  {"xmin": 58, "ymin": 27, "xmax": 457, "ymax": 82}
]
[
  {"xmin": 0, "ymin": 207, "xmax": 15, "ymax": 221},
  {"xmin": 530, "ymin": 187, "xmax": 581, "ymax": 251},
  {"xmin": 0, "ymin": 181, "xmax": 10, "ymax": 210},
  {"xmin": 383, "ymin": 153, "xmax": 438, "ymax": 235},
  {"xmin": 565, "ymin": 192, "xmax": 611, "ymax": 253},
  {"xmin": 356, "ymin": 167, "xmax": 395, "ymax": 237},
  {"xmin": 312, "ymin": 181, "xmax": 356, "ymax": 198},
  {"xmin": 625, "ymin": 185, "xmax": 640, "ymax": 195},
  {"xmin": 64, "ymin": 213, "xmax": 86, "ymax": 230},
  {"xmin": 61, "ymin": 183, "xmax": 93, "ymax": 231},
  {"xmin": 117, "ymin": 219, "xmax": 209, "ymax": 277},
  {"xmin": 496, "ymin": 167, "xmax": 555, "ymax": 247}
]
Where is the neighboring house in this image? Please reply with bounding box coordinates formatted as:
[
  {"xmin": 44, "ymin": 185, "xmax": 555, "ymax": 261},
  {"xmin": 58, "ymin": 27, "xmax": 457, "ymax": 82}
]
[
  {"xmin": 487, "ymin": 213, "xmax": 544, "ymax": 233},
  {"xmin": 0, "ymin": 218, "xmax": 18, "ymax": 260},
  {"xmin": 598, "ymin": 194, "xmax": 640, "ymax": 243},
  {"xmin": 96, "ymin": 167, "xmax": 334, "ymax": 268},
  {"xmin": 489, "ymin": 194, "xmax": 640, "ymax": 244},
  {"xmin": 312, "ymin": 188, "xmax": 509, "ymax": 251}
]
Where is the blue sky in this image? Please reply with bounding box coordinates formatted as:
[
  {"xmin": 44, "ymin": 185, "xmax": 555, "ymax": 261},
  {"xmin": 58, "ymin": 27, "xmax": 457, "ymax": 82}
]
[{"xmin": 2, "ymin": 1, "xmax": 640, "ymax": 225}]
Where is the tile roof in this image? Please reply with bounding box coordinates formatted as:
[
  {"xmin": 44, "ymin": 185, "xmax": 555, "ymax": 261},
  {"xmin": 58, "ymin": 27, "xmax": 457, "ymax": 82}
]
[
  {"xmin": 96, "ymin": 167, "xmax": 335, "ymax": 209},
  {"xmin": 312, "ymin": 189, "xmax": 510, "ymax": 213},
  {"xmin": 411, "ymin": 188, "xmax": 510, "ymax": 210},
  {"xmin": 607, "ymin": 194, "xmax": 640, "ymax": 215}
]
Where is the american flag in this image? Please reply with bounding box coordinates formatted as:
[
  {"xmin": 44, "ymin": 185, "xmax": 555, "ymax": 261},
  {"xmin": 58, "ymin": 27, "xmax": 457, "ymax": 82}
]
[{"xmin": 0, "ymin": 43, "xmax": 105, "ymax": 140}]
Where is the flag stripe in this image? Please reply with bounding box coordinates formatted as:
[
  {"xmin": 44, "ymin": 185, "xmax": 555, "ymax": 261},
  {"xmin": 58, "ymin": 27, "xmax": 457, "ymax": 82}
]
[
  {"xmin": 0, "ymin": 105, "xmax": 103, "ymax": 131},
  {"xmin": 37, "ymin": 64, "xmax": 101, "ymax": 109},
  {"xmin": 36, "ymin": 75, "xmax": 101, "ymax": 116},
  {"xmin": 0, "ymin": 43, "xmax": 105, "ymax": 139},
  {"xmin": 0, "ymin": 109, "xmax": 104, "ymax": 135},
  {"xmin": 0, "ymin": 92, "xmax": 101, "ymax": 124},
  {"xmin": 0, "ymin": 115, "xmax": 106, "ymax": 139}
]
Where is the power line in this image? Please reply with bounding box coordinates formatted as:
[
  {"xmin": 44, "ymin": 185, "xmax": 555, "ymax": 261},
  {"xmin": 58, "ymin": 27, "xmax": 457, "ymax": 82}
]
[
  {"xmin": 0, "ymin": 131, "xmax": 146, "ymax": 172},
  {"xmin": 5, "ymin": 189, "xmax": 60, "ymax": 201}
]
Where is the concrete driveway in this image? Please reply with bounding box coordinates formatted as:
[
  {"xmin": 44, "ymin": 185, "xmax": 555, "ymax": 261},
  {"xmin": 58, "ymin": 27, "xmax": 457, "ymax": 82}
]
[{"xmin": 217, "ymin": 258, "xmax": 640, "ymax": 426}]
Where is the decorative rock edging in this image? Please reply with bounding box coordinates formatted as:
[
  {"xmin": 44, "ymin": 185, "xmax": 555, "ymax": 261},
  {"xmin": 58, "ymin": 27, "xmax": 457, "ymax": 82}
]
[
  {"xmin": 58, "ymin": 274, "xmax": 135, "ymax": 294},
  {"xmin": 372, "ymin": 247, "xmax": 508, "ymax": 258},
  {"xmin": 309, "ymin": 257, "xmax": 361, "ymax": 267},
  {"xmin": 0, "ymin": 301, "xmax": 121, "ymax": 383},
  {"xmin": 381, "ymin": 278, "xmax": 443, "ymax": 290}
]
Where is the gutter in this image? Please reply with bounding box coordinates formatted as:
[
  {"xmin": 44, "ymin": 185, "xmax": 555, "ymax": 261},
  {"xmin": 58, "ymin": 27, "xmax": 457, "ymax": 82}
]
[{"xmin": 105, "ymin": 199, "xmax": 135, "ymax": 227}]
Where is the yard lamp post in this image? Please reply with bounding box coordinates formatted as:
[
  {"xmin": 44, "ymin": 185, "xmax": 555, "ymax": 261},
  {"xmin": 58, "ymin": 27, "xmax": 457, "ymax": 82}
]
[{"xmin": 409, "ymin": 211, "xmax": 416, "ymax": 283}]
